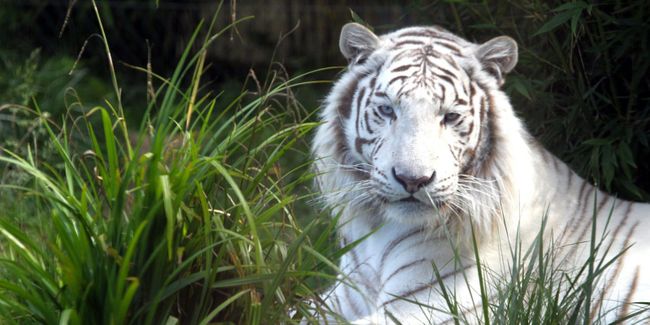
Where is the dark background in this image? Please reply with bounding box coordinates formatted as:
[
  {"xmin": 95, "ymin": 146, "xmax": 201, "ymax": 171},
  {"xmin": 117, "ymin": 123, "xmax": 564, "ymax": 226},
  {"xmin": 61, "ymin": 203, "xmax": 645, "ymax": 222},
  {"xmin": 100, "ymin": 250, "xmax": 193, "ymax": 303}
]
[{"xmin": 1, "ymin": 0, "xmax": 649, "ymax": 200}]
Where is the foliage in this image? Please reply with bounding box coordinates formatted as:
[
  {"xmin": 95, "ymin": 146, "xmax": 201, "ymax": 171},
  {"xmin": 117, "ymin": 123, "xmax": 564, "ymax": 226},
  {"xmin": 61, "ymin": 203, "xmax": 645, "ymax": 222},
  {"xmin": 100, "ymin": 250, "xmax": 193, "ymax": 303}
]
[
  {"xmin": 0, "ymin": 48, "xmax": 114, "ymax": 221},
  {"xmin": 0, "ymin": 5, "xmax": 339, "ymax": 324}
]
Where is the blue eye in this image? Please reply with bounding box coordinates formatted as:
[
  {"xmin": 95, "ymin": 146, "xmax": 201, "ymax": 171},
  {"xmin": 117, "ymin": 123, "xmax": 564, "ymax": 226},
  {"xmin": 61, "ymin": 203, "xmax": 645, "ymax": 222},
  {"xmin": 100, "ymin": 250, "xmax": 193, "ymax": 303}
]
[
  {"xmin": 378, "ymin": 105, "xmax": 395, "ymax": 118},
  {"xmin": 443, "ymin": 112, "xmax": 461, "ymax": 124}
]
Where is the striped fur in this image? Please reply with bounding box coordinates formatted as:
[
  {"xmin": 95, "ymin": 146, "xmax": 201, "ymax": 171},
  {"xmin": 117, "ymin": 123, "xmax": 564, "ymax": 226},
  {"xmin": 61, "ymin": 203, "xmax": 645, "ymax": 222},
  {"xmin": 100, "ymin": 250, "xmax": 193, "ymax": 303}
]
[{"xmin": 311, "ymin": 23, "xmax": 650, "ymax": 324}]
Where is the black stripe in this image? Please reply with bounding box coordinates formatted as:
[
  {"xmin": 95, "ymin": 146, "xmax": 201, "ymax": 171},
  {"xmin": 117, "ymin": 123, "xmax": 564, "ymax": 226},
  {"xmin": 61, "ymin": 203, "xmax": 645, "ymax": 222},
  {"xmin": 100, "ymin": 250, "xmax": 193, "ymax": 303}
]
[
  {"xmin": 332, "ymin": 74, "xmax": 360, "ymax": 163},
  {"xmin": 364, "ymin": 111, "xmax": 373, "ymax": 134},
  {"xmin": 595, "ymin": 194, "xmax": 611, "ymax": 216},
  {"xmin": 433, "ymin": 40, "xmax": 461, "ymax": 54},
  {"xmin": 391, "ymin": 64, "xmax": 418, "ymax": 72},
  {"xmin": 354, "ymin": 87, "xmax": 366, "ymax": 137},
  {"xmin": 333, "ymin": 293, "xmax": 343, "ymax": 313},
  {"xmin": 470, "ymin": 90, "xmax": 497, "ymax": 174},
  {"xmin": 337, "ymin": 74, "xmax": 361, "ymax": 119},
  {"xmin": 344, "ymin": 281, "xmax": 364, "ymax": 317},
  {"xmin": 435, "ymin": 66, "xmax": 457, "ymax": 79},
  {"xmin": 355, "ymin": 137, "xmax": 375, "ymax": 155},
  {"xmin": 369, "ymin": 75, "xmax": 377, "ymax": 90},
  {"xmin": 580, "ymin": 187, "xmax": 597, "ymax": 217},
  {"xmin": 569, "ymin": 187, "xmax": 601, "ymax": 246},
  {"xmin": 617, "ymin": 265, "xmax": 640, "ymax": 321},
  {"xmin": 372, "ymin": 109, "xmax": 382, "ymax": 120},
  {"xmin": 349, "ymin": 245, "xmax": 362, "ymax": 270},
  {"xmin": 372, "ymin": 138, "xmax": 385, "ymax": 158},
  {"xmin": 394, "ymin": 39, "xmax": 426, "ymax": 47},
  {"xmin": 380, "ymin": 264, "xmax": 474, "ymax": 307},
  {"xmin": 462, "ymin": 93, "xmax": 487, "ymax": 174},
  {"xmin": 381, "ymin": 258, "xmax": 427, "ymax": 288},
  {"xmin": 449, "ymin": 144, "xmax": 459, "ymax": 161},
  {"xmin": 388, "ymin": 75, "xmax": 407, "ymax": 87},
  {"xmin": 564, "ymin": 180, "xmax": 592, "ymax": 238},
  {"xmin": 374, "ymin": 91, "xmax": 389, "ymax": 98},
  {"xmin": 605, "ymin": 201, "xmax": 634, "ymax": 245},
  {"xmin": 379, "ymin": 227, "xmax": 426, "ymax": 270},
  {"xmin": 563, "ymin": 179, "xmax": 589, "ymax": 234},
  {"xmin": 437, "ymin": 74, "xmax": 456, "ymax": 89},
  {"xmin": 444, "ymin": 54, "xmax": 460, "ymax": 70},
  {"xmin": 592, "ymin": 217, "xmax": 639, "ymax": 319},
  {"xmin": 398, "ymin": 30, "xmax": 439, "ymax": 38},
  {"xmin": 578, "ymin": 180, "xmax": 589, "ymax": 202}
]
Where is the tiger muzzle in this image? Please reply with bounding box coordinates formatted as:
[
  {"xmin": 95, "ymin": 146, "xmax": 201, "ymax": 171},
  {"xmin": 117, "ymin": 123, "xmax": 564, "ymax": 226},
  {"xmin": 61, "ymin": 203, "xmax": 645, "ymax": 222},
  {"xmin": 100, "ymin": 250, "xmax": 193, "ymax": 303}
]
[{"xmin": 392, "ymin": 167, "xmax": 436, "ymax": 194}]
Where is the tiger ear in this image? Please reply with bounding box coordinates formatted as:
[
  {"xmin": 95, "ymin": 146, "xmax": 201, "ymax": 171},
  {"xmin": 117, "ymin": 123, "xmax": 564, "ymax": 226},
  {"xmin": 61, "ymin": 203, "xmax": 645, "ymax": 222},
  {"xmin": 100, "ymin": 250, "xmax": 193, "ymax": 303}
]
[
  {"xmin": 475, "ymin": 36, "xmax": 518, "ymax": 86},
  {"xmin": 339, "ymin": 23, "xmax": 380, "ymax": 65}
]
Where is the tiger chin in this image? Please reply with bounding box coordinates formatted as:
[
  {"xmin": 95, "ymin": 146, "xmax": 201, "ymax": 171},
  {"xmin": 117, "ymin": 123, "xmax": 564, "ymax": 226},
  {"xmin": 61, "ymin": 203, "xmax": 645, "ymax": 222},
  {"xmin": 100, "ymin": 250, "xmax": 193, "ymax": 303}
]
[{"xmin": 311, "ymin": 23, "xmax": 650, "ymax": 324}]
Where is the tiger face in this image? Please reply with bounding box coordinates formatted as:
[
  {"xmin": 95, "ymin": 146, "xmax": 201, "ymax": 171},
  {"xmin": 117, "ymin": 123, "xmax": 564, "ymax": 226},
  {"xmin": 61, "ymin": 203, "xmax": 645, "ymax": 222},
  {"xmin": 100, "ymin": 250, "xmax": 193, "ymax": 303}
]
[{"xmin": 330, "ymin": 23, "xmax": 518, "ymax": 224}]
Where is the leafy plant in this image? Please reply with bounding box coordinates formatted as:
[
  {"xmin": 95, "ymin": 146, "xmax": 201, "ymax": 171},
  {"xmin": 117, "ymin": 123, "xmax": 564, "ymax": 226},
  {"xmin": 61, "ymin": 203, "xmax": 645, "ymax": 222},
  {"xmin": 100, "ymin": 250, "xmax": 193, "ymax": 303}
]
[{"xmin": 0, "ymin": 3, "xmax": 339, "ymax": 324}]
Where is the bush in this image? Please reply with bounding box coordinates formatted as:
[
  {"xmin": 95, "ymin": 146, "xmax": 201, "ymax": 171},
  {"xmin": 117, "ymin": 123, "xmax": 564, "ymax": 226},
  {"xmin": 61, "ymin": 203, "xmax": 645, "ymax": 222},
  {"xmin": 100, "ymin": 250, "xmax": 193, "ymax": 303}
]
[{"xmin": 0, "ymin": 7, "xmax": 338, "ymax": 324}]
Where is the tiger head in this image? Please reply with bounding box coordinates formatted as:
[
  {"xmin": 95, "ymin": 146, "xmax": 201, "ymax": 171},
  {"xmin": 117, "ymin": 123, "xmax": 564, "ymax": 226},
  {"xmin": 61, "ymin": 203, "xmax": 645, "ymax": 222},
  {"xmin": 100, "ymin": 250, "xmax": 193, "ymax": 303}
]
[{"xmin": 315, "ymin": 23, "xmax": 519, "ymax": 226}]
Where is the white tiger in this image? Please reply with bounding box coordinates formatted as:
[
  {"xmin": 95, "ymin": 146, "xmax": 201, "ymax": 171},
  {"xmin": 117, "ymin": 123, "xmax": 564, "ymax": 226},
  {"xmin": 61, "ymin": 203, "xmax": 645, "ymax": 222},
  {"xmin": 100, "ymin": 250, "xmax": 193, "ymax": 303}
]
[{"xmin": 310, "ymin": 23, "xmax": 650, "ymax": 324}]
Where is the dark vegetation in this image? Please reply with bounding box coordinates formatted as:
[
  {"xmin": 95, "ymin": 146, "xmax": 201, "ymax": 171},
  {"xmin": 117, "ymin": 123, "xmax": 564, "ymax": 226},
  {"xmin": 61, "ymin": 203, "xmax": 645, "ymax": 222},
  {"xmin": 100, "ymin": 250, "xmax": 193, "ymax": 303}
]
[{"xmin": 0, "ymin": 1, "xmax": 648, "ymax": 324}]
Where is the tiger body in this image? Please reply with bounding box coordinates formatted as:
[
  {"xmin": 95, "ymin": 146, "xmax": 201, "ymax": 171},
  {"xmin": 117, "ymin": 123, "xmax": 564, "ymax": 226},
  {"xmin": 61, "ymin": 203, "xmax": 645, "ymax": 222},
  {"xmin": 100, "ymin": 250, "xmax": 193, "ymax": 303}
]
[{"xmin": 311, "ymin": 23, "xmax": 650, "ymax": 324}]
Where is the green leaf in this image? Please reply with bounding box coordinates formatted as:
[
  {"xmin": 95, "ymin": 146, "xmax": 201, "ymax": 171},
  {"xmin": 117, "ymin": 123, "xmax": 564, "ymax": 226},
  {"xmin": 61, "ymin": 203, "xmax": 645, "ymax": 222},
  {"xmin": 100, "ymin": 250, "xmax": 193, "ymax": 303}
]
[
  {"xmin": 212, "ymin": 273, "xmax": 277, "ymax": 289},
  {"xmin": 617, "ymin": 143, "xmax": 637, "ymax": 168},
  {"xmin": 59, "ymin": 308, "xmax": 80, "ymax": 325},
  {"xmin": 160, "ymin": 174, "xmax": 175, "ymax": 260},
  {"xmin": 590, "ymin": 146, "xmax": 600, "ymax": 179},
  {"xmin": 601, "ymin": 145, "xmax": 616, "ymax": 188},
  {"xmin": 116, "ymin": 278, "xmax": 140, "ymax": 324},
  {"xmin": 551, "ymin": 1, "xmax": 588, "ymax": 12},
  {"xmin": 534, "ymin": 9, "xmax": 581, "ymax": 36},
  {"xmin": 601, "ymin": 144, "xmax": 617, "ymax": 169},
  {"xmin": 208, "ymin": 159, "xmax": 265, "ymax": 271},
  {"xmin": 198, "ymin": 290, "xmax": 250, "ymax": 325},
  {"xmin": 349, "ymin": 9, "xmax": 373, "ymax": 31},
  {"xmin": 570, "ymin": 13, "xmax": 580, "ymax": 35},
  {"xmin": 469, "ymin": 23, "xmax": 497, "ymax": 30},
  {"xmin": 512, "ymin": 78, "xmax": 532, "ymax": 100},
  {"xmin": 583, "ymin": 138, "xmax": 611, "ymax": 146},
  {"xmin": 100, "ymin": 108, "xmax": 119, "ymax": 197}
]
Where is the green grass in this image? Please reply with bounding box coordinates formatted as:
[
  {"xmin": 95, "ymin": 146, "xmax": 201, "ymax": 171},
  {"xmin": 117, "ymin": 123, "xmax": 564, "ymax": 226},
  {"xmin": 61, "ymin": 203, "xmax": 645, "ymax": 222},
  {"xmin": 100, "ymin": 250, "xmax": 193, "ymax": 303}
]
[{"xmin": 0, "ymin": 4, "xmax": 341, "ymax": 324}]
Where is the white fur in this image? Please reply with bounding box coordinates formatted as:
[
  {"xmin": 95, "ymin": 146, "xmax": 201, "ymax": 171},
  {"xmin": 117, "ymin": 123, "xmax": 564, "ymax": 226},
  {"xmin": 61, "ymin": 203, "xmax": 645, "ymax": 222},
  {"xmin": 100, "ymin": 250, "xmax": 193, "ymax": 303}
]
[{"xmin": 311, "ymin": 24, "xmax": 650, "ymax": 324}]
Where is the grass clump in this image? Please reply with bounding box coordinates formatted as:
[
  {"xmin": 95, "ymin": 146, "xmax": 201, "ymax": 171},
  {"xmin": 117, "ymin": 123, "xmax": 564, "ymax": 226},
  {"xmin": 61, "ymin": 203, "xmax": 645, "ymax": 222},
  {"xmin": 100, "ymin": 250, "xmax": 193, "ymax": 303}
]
[
  {"xmin": 426, "ymin": 212, "xmax": 649, "ymax": 325},
  {"xmin": 0, "ymin": 5, "xmax": 338, "ymax": 324}
]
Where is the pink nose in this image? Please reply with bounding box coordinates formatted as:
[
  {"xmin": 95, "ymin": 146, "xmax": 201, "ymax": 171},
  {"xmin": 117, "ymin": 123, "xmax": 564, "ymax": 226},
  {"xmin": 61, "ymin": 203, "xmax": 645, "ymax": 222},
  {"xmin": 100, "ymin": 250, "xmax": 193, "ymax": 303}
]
[{"xmin": 392, "ymin": 167, "xmax": 435, "ymax": 193}]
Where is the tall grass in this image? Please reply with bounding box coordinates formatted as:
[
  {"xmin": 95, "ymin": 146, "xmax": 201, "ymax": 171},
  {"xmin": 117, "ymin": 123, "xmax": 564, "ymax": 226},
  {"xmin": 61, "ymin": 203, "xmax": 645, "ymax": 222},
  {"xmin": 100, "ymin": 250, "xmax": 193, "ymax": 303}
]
[{"xmin": 0, "ymin": 4, "xmax": 339, "ymax": 324}]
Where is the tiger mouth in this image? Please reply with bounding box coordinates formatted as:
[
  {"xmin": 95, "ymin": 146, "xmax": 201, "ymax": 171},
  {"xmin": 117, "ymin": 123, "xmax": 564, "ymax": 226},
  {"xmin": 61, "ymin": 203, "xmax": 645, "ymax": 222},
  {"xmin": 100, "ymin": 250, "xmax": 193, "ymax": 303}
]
[
  {"xmin": 398, "ymin": 195, "xmax": 446, "ymax": 209},
  {"xmin": 399, "ymin": 196, "xmax": 420, "ymax": 203}
]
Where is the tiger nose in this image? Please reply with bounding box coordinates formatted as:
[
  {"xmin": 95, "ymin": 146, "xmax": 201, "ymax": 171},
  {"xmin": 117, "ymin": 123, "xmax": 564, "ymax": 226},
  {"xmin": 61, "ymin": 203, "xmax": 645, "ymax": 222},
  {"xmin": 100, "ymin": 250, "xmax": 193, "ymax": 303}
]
[{"xmin": 392, "ymin": 167, "xmax": 436, "ymax": 194}]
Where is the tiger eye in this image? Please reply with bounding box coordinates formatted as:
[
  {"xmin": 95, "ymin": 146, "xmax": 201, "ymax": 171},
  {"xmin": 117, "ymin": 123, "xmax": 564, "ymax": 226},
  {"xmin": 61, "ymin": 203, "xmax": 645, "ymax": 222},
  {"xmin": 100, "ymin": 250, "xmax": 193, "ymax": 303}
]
[
  {"xmin": 378, "ymin": 105, "xmax": 395, "ymax": 118},
  {"xmin": 443, "ymin": 112, "xmax": 461, "ymax": 124}
]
